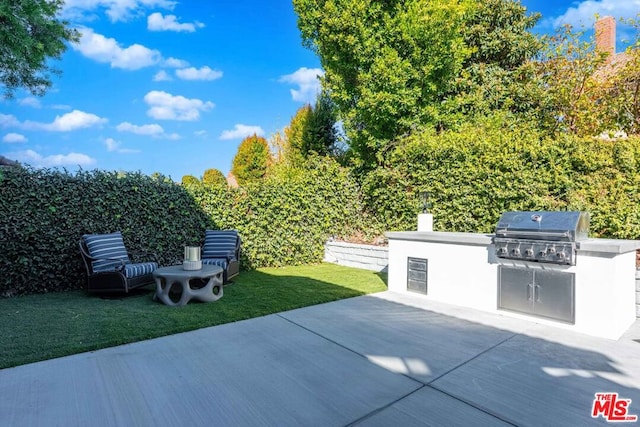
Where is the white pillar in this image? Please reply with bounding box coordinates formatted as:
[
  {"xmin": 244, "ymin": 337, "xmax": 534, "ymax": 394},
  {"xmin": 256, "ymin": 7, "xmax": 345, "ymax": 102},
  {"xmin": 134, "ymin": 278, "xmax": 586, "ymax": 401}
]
[{"xmin": 417, "ymin": 213, "xmax": 433, "ymax": 231}]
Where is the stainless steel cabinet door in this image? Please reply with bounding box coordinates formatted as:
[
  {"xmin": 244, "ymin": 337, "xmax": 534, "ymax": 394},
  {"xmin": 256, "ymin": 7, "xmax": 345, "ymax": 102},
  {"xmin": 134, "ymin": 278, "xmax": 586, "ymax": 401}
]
[
  {"xmin": 498, "ymin": 266, "xmax": 534, "ymax": 315},
  {"xmin": 533, "ymin": 270, "xmax": 575, "ymax": 324}
]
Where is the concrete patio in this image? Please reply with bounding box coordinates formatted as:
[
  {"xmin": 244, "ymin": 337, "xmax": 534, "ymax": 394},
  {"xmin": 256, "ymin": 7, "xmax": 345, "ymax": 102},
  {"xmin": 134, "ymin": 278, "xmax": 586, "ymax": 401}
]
[{"xmin": 1, "ymin": 291, "xmax": 638, "ymax": 426}]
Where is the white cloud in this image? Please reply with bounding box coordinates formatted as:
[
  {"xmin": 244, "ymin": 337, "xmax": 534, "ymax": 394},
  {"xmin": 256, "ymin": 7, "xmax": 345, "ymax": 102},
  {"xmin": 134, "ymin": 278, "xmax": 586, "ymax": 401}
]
[
  {"xmin": 63, "ymin": 0, "xmax": 176, "ymax": 22},
  {"xmin": 6, "ymin": 149, "xmax": 96, "ymax": 167},
  {"xmin": 105, "ymin": 137, "xmax": 119, "ymax": 151},
  {"xmin": 19, "ymin": 97, "xmax": 42, "ymax": 108},
  {"xmin": 116, "ymin": 121, "xmax": 180, "ymax": 139},
  {"xmin": 51, "ymin": 104, "xmax": 72, "ymax": 110},
  {"xmin": 164, "ymin": 57, "xmax": 189, "ymax": 68},
  {"xmin": 175, "ymin": 66, "xmax": 223, "ymax": 81},
  {"xmin": 24, "ymin": 110, "xmax": 107, "ymax": 132},
  {"xmin": 73, "ymin": 27, "xmax": 161, "ymax": 70},
  {"xmin": 143, "ymin": 90, "xmax": 214, "ymax": 121},
  {"xmin": 104, "ymin": 137, "xmax": 140, "ymax": 153},
  {"xmin": 547, "ymin": 0, "xmax": 640, "ymax": 29},
  {"xmin": 1, "ymin": 110, "xmax": 106, "ymax": 132},
  {"xmin": 219, "ymin": 124, "xmax": 265, "ymax": 140},
  {"xmin": 2, "ymin": 133, "xmax": 27, "ymax": 143},
  {"xmin": 279, "ymin": 67, "xmax": 324, "ymax": 103},
  {"xmin": 0, "ymin": 114, "xmax": 20, "ymax": 128},
  {"xmin": 194, "ymin": 130, "xmax": 207, "ymax": 137},
  {"xmin": 116, "ymin": 121, "xmax": 164, "ymax": 135},
  {"xmin": 147, "ymin": 12, "xmax": 204, "ymax": 32},
  {"xmin": 153, "ymin": 70, "xmax": 172, "ymax": 81}
]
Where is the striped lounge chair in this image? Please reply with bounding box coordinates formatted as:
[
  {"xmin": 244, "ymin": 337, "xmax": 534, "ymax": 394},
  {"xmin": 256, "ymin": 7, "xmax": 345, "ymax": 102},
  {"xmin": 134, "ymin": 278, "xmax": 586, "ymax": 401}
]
[
  {"xmin": 79, "ymin": 231, "xmax": 158, "ymax": 294},
  {"xmin": 201, "ymin": 230, "xmax": 241, "ymax": 284}
]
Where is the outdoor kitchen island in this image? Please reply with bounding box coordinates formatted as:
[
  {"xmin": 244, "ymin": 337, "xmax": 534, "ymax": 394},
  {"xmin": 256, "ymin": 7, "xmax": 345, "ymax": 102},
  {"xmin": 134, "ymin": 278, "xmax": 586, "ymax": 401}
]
[{"xmin": 386, "ymin": 230, "xmax": 640, "ymax": 340}]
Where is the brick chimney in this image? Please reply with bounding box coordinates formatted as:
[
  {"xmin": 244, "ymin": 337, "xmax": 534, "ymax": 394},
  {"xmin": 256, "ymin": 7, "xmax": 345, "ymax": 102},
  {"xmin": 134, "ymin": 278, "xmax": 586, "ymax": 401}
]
[{"xmin": 595, "ymin": 16, "xmax": 616, "ymax": 61}]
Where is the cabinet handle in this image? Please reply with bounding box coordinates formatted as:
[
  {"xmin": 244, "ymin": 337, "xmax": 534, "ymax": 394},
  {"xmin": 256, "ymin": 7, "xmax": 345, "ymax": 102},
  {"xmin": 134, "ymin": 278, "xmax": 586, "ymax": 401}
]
[
  {"xmin": 527, "ymin": 283, "xmax": 533, "ymax": 301},
  {"xmin": 535, "ymin": 284, "xmax": 541, "ymax": 302}
]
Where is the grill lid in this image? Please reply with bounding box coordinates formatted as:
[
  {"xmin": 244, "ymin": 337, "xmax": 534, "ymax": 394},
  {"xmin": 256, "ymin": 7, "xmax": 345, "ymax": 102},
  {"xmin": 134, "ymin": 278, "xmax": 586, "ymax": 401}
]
[{"xmin": 495, "ymin": 211, "xmax": 589, "ymax": 242}]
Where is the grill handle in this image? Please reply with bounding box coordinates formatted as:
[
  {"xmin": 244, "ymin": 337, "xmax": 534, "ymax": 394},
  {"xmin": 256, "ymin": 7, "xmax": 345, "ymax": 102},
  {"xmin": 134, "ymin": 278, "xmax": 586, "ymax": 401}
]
[{"xmin": 495, "ymin": 230, "xmax": 570, "ymax": 239}]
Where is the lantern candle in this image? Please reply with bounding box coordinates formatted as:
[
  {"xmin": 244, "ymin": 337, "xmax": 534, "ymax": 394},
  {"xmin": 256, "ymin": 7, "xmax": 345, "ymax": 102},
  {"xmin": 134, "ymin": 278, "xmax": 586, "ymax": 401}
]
[{"xmin": 184, "ymin": 246, "xmax": 200, "ymax": 261}]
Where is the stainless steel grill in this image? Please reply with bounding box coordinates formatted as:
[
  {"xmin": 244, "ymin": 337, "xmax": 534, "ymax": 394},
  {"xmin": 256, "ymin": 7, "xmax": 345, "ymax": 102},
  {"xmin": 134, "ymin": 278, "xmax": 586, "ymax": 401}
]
[{"xmin": 493, "ymin": 211, "xmax": 589, "ymax": 266}]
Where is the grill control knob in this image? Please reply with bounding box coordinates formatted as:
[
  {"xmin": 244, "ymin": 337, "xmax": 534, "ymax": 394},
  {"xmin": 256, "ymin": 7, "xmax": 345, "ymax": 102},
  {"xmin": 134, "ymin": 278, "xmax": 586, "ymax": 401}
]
[
  {"xmin": 497, "ymin": 247, "xmax": 508, "ymax": 255},
  {"xmin": 524, "ymin": 248, "xmax": 534, "ymax": 257},
  {"xmin": 557, "ymin": 252, "xmax": 566, "ymax": 260},
  {"xmin": 512, "ymin": 248, "xmax": 521, "ymax": 256},
  {"xmin": 548, "ymin": 247, "xmax": 556, "ymax": 255},
  {"xmin": 539, "ymin": 250, "xmax": 547, "ymax": 257}
]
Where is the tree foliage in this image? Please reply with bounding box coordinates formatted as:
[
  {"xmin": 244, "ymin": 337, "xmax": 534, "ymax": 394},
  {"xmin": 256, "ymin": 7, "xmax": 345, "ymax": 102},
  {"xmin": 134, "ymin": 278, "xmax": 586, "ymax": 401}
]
[
  {"xmin": 536, "ymin": 17, "xmax": 640, "ymax": 137},
  {"xmin": 537, "ymin": 25, "xmax": 610, "ymax": 136},
  {"xmin": 181, "ymin": 174, "xmax": 200, "ymax": 186},
  {"xmin": 441, "ymin": 0, "xmax": 544, "ymax": 129},
  {"xmin": 303, "ymin": 92, "xmax": 338, "ymax": 156},
  {"xmin": 608, "ymin": 33, "xmax": 640, "ymax": 135},
  {"xmin": 285, "ymin": 103, "xmax": 312, "ymax": 165},
  {"xmin": 0, "ymin": 0, "xmax": 79, "ymax": 98},
  {"xmin": 294, "ymin": 0, "xmax": 473, "ymax": 169},
  {"xmin": 272, "ymin": 92, "xmax": 339, "ymax": 168},
  {"xmin": 231, "ymin": 134, "xmax": 271, "ymax": 185},
  {"xmin": 463, "ymin": 0, "xmax": 541, "ymax": 69},
  {"xmin": 202, "ymin": 168, "xmax": 227, "ymax": 186}
]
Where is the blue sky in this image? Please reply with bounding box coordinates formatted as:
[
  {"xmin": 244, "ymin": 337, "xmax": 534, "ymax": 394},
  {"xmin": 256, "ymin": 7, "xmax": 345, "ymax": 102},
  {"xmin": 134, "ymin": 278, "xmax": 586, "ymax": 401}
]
[{"xmin": 1, "ymin": 0, "xmax": 639, "ymax": 181}]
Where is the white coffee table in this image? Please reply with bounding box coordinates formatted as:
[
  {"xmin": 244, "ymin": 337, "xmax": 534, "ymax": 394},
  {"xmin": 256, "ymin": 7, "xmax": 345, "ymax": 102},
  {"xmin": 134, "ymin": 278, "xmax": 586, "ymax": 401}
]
[{"xmin": 153, "ymin": 264, "xmax": 224, "ymax": 307}]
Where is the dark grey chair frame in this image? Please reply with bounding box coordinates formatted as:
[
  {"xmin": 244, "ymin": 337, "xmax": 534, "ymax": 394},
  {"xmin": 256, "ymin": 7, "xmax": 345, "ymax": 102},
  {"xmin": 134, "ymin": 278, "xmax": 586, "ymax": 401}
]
[
  {"xmin": 79, "ymin": 238, "xmax": 158, "ymax": 294},
  {"xmin": 202, "ymin": 231, "xmax": 241, "ymax": 284}
]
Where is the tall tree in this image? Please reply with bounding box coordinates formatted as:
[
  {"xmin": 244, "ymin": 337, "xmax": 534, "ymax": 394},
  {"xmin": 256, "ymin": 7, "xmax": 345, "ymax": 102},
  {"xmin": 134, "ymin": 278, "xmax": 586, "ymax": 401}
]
[
  {"xmin": 202, "ymin": 168, "xmax": 227, "ymax": 186},
  {"xmin": 181, "ymin": 174, "xmax": 200, "ymax": 186},
  {"xmin": 294, "ymin": 0, "xmax": 473, "ymax": 169},
  {"xmin": 0, "ymin": 0, "xmax": 79, "ymax": 98},
  {"xmin": 608, "ymin": 33, "xmax": 640, "ymax": 135},
  {"xmin": 441, "ymin": 0, "xmax": 543, "ymax": 128},
  {"xmin": 231, "ymin": 135, "xmax": 271, "ymax": 185},
  {"xmin": 304, "ymin": 91, "xmax": 338, "ymax": 156},
  {"xmin": 536, "ymin": 19, "xmax": 640, "ymax": 137},
  {"xmin": 286, "ymin": 103, "xmax": 313, "ymax": 165},
  {"xmin": 273, "ymin": 92, "xmax": 339, "ymax": 168}
]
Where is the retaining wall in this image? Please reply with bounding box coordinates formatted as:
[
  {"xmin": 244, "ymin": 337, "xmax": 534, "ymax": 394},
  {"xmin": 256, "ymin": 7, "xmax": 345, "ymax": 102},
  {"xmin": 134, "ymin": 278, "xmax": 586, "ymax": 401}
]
[
  {"xmin": 636, "ymin": 270, "xmax": 640, "ymax": 318},
  {"xmin": 323, "ymin": 241, "xmax": 388, "ymax": 273}
]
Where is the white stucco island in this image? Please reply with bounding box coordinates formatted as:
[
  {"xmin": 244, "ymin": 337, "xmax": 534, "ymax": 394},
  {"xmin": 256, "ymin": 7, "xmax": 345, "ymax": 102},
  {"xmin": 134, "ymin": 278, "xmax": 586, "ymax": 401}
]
[{"xmin": 386, "ymin": 231, "xmax": 640, "ymax": 340}]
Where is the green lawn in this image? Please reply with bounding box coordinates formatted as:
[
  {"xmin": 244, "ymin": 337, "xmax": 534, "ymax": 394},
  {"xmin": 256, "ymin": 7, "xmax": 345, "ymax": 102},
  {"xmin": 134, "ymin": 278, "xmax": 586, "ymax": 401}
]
[{"xmin": 0, "ymin": 263, "xmax": 387, "ymax": 369}]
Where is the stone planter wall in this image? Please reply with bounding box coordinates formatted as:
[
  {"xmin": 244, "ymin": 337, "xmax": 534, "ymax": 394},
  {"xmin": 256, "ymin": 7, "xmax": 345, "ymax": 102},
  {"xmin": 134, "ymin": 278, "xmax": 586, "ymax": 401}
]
[
  {"xmin": 636, "ymin": 270, "xmax": 640, "ymax": 318},
  {"xmin": 323, "ymin": 241, "xmax": 388, "ymax": 273}
]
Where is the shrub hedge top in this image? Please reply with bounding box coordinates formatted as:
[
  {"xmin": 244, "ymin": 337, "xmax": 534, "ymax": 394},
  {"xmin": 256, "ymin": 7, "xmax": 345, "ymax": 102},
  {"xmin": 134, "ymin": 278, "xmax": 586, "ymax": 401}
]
[{"xmin": 363, "ymin": 120, "xmax": 640, "ymax": 239}]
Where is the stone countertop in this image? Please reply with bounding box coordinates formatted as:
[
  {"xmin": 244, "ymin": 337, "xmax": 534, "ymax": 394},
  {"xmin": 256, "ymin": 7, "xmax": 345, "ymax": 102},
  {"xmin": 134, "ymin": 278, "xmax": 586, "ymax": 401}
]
[
  {"xmin": 386, "ymin": 231, "xmax": 640, "ymax": 254},
  {"xmin": 577, "ymin": 238, "xmax": 640, "ymax": 254},
  {"xmin": 385, "ymin": 231, "xmax": 493, "ymax": 246}
]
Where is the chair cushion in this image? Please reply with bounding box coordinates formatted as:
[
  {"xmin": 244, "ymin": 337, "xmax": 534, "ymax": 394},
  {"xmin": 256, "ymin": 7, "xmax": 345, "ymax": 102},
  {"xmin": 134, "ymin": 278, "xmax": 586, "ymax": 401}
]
[
  {"xmin": 201, "ymin": 258, "xmax": 228, "ymax": 270},
  {"xmin": 83, "ymin": 232, "xmax": 130, "ymax": 272},
  {"xmin": 122, "ymin": 262, "xmax": 158, "ymax": 278},
  {"xmin": 203, "ymin": 230, "xmax": 239, "ymax": 260}
]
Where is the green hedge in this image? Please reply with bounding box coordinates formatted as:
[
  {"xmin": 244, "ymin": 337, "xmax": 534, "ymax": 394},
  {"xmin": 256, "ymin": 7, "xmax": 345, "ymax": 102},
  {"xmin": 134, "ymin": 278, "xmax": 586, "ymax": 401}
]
[
  {"xmin": 0, "ymin": 168, "xmax": 212, "ymax": 297},
  {"xmin": 185, "ymin": 157, "xmax": 379, "ymax": 268},
  {"xmin": 363, "ymin": 120, "xmax": 640, "ymax": 238},
  {"xmin": 0, "ymin": 157, "xmax": 377, "ymax": 296},
  {"xmin": 8, "ymin": 125, "xmax": 636, "ymax": 297}
]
